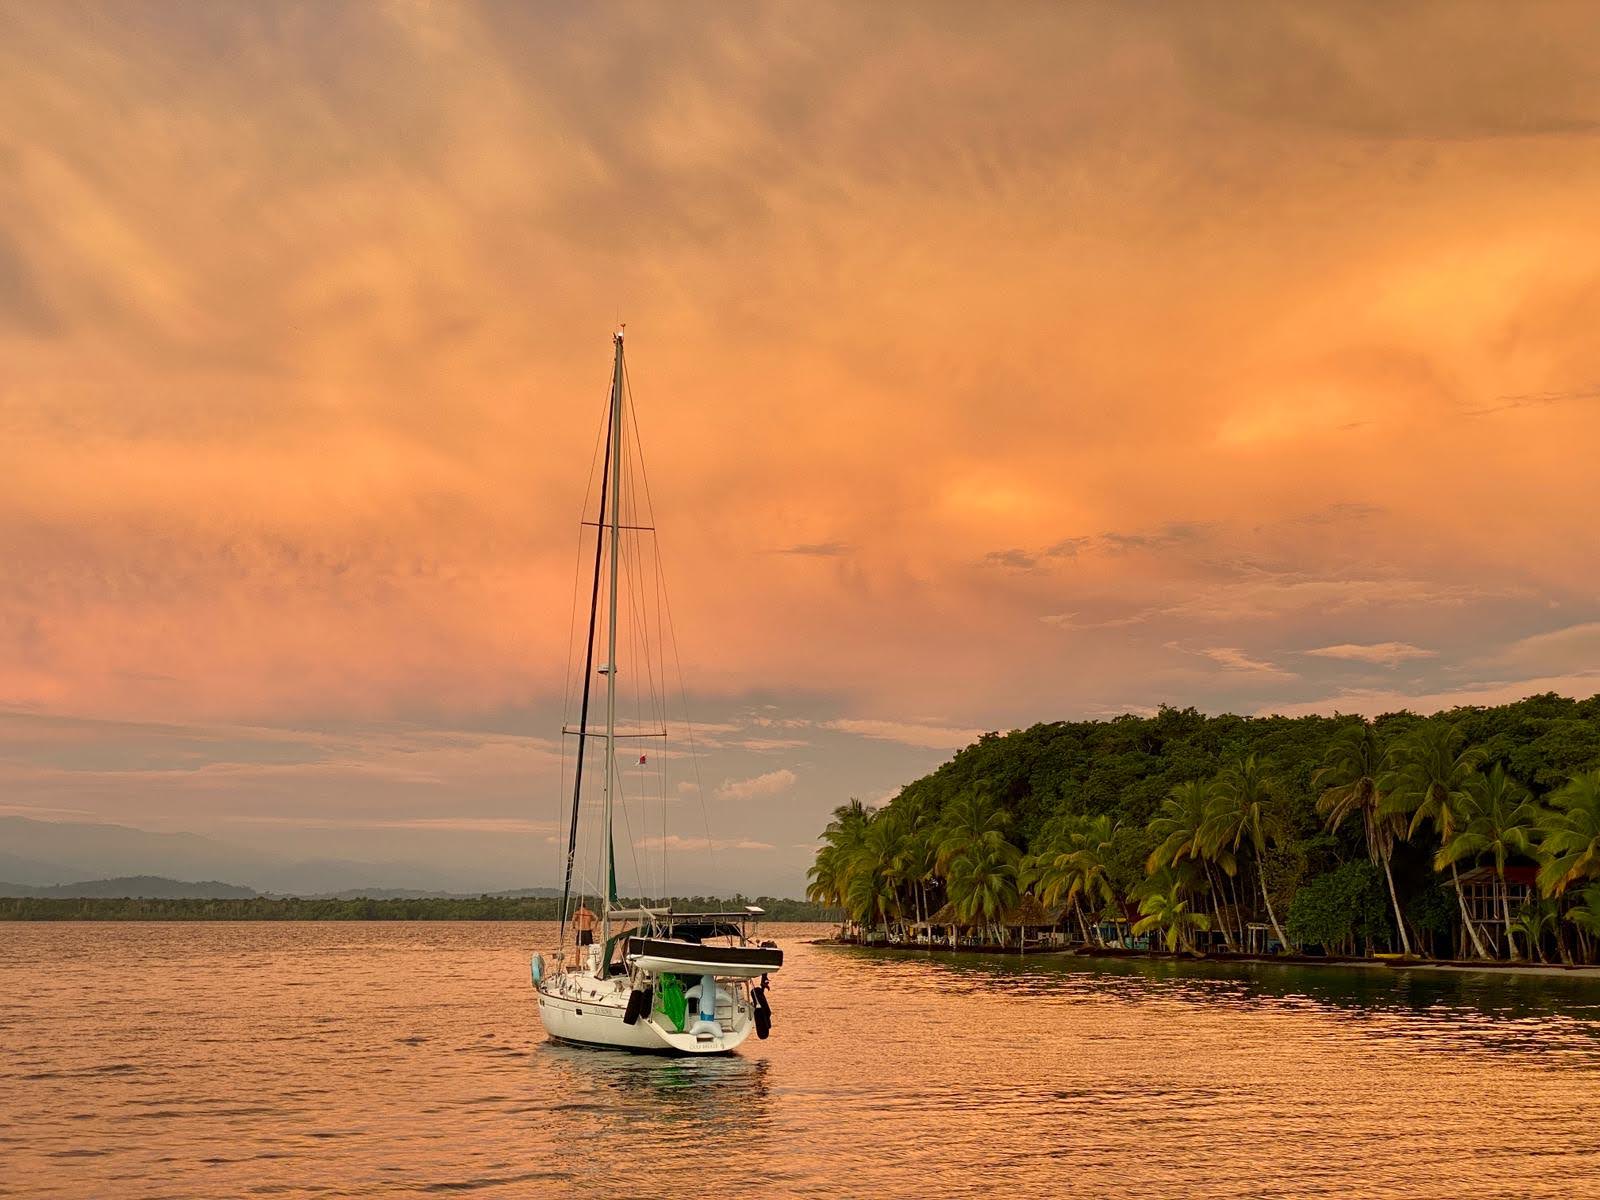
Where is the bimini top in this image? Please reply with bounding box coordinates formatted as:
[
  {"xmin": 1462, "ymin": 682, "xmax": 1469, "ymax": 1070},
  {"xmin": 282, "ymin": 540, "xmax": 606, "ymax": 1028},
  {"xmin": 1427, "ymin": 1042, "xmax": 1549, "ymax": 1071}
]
[{"xmin": 625, "ymin": 936, "xmax": 783, "ymax": 977}]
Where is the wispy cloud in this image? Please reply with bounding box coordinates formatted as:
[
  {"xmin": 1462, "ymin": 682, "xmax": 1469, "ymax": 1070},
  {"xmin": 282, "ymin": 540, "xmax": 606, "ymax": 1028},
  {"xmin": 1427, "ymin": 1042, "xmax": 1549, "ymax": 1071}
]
[
  {"xmin": 774, "ymin": 542, "xmax": 852, "ymax": 557},
  {"xmin": 1040, "ymin": 611, "xmax": 1154, "ymax": 631},
  {"xmin": 1194, "ymin": 646, "xmax": 1295, "ymax": 678},
  {"xmin": 1100, "ymin": 522, "xmax": 1212, "ymax": 554},
  {"xmin": 737, "ymin": 737, "xmax": 809, "ymax": 752},
  {"xmin": 982, "ymin": 548, "xmax": 1039, "ymax": 571},
  {"xmin": 1463, "ymin": 385, "xmax": 1600, "ymax": 418},
  {"xmin": 1304, "ymin": 641, "xmax": 1437, "ymax": 666},
  {"xmin": 637, "ymin": 834, "xmax": 774, "ymax": 852},
  {"xmin": 715, "ymin": 768, "xmax": 797, "ymax": 800},
  {"xmin": 985, "ymin": 523, "xmax": 1211, "ymax": 572},
  {"xmin": 821, "ymin": 718, "xmax": 987, "ymax": 750},
  {"xmin": 1261, "ymin": 672, "xmax": 1600, "ymax": 719},
  {"xmin": 223, "ymin": 815, "xmax": 555, "ymax": 834},
  {"xmin": 1488, "ymin": 622, "xmax": 1600, "ymax": 674}
]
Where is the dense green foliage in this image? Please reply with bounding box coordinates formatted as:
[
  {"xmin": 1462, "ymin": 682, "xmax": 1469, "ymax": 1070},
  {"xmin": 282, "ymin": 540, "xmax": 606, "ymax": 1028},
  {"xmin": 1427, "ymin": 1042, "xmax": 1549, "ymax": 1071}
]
[
  {"xmin": 0, "ymin": 894, "xmax": 836, "ymax": 922},
  {"xmin": 1285, "ymin": 861, "xmax": 1391, "ymax": 955},
  {"xmin": 810, "ymin": 693, "xmax": 1600, "ymax": 962}
]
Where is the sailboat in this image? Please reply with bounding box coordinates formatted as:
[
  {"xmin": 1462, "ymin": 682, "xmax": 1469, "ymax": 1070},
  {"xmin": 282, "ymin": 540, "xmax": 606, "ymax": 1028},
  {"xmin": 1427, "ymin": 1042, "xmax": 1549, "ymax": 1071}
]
[{"xmin": 531, "ymin": 329, "xmax": 782, "ymax": 1054}]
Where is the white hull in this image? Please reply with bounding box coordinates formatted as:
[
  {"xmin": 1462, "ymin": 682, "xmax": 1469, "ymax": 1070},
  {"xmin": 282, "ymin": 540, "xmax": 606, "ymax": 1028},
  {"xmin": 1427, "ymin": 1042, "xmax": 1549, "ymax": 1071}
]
[{"xmin": 536, "ymin": 971, "xmax": 756, "ymax": 1055}]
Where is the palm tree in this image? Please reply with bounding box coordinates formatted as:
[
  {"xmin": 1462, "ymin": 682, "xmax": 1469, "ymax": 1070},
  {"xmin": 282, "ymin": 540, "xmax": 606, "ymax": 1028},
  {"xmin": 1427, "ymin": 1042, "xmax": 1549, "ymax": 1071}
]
[
  {"xmin": 1151, "ymin": 779, "xmax": 1233, "ymax": 946},
  {"xmin": 1205, "ymin": 754, "xmax": 1289, "ymax": 952},
  {"xmin": 845, "ymin": 812, "xmax": 903, "ymax": 935},
  {"xmin": 948, "ymin": 837, "xmax": 1020, "ymax": 944},
  {"xmin": 1065, "ymin": 814, "xmax": 1123, "ymax": 943},
  {"xmin": 1132, "ymin": 871, "xmax": 1212, "ymax": 953},
  {"xmin": 1436, "ymin": 765, "xmax": 1542, "ymax": 959},
  {"xmin": 1149, "ymin": 781, "xmax": 1238, "ymax": 948},
  {"xmin": 824, "ymin": 798, "xmax": 873, "ymax": 845},
  {"xmin": 1021, "ymin": 811, "xmax": 1122, "ymax": 945},
  {"xmin": 1021, "ymin": 819, "xmax": 1092, "ymax": 943},
  {"xmin": 1536, "ymin": 771, "xmax": 1600, "ymax": 898},
  {"xmin": 934, "ymin": 788, "xmax": 1011, "ymax": 876},
  {"xmin": 1382, "ymin": 722, "xmax": 1492, "ymax": 959},
  {"xmin": 805, "ymin": 844, "xmax": 848, "ymax": 911},
  {"xmin": 807, "ymin": 799, "xmax": 874, "ymax": 936},
  {"xmin": 1510, "ymin": 897, "xmax": 1559, "ymax": 964},
  {"xmin": 1072, "ymin": 814, "xmax": 1121, "ymax": 920},
  {"xmin": 1314, "ymin": 722, "xmax": 1411, "ymax": 954},
  {"xmin": 892, "ymin": 824, "xmax": 939, "ymax": 932},
  {"xmin": 1564, "ymin": 884, "xmax": 1600, "ymax": 964},
  {"xmin": 1147, "ymin": 780, "xmax": 1211, "ymax": 873}
]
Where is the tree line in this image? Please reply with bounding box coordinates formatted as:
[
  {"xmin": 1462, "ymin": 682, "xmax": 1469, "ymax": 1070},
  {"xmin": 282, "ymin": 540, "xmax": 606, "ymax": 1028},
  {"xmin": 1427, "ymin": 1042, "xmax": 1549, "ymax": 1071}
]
[
  {"xmin": 807, "ymin": 693, "xmax": 1600, "ymax": 963},
  {"xmin": 0, "ymin": 894, "xmax": 837, "ymax": 922}
]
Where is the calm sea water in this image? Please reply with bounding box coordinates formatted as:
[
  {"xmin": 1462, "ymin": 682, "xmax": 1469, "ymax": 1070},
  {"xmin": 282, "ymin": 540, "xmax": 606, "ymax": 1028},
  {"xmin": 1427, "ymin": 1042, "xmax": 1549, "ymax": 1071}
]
[{"xmin": 5, "ymin": 922, "xmax": 1600, "ymax": 1198}]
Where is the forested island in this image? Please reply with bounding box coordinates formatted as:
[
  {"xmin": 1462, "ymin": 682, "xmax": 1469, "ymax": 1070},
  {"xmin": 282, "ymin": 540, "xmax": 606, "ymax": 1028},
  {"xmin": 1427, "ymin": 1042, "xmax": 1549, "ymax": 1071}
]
[
  {"xmin": 808, "ymin": 693, "xmax": 1600, "ymax": 965},
  {"xmin": 0, "ymin": 894, "xmax": 834, "ymax": 922}
]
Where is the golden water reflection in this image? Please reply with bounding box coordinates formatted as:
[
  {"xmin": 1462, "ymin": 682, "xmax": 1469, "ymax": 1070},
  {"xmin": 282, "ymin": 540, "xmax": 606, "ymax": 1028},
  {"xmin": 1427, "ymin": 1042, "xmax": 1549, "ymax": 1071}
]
[{"xmin": 5, "ymin": 922, "xmax": 1600, "ymax": 1198}]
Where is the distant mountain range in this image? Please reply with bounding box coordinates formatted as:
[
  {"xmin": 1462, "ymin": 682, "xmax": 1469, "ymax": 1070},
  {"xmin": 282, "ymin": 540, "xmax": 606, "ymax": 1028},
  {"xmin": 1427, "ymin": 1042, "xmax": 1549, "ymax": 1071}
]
[
  {"xmin": 0, "ymin": 874, "xmax": 569, "ymax": 900},
  {"xmin": 0, "ymin": 876, "xmax": 259, "ymax": 899},
  {"xmin": 0, "ymin": 816, "xmax": 562, "ymax": 897}
]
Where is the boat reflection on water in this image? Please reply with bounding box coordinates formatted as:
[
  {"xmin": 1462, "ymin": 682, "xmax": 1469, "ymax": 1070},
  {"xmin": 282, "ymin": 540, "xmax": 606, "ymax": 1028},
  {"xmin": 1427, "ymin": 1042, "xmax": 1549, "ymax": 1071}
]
[{"xmin": 536, "ymin": 1038, "xmax": 774, "ymax": 1125}]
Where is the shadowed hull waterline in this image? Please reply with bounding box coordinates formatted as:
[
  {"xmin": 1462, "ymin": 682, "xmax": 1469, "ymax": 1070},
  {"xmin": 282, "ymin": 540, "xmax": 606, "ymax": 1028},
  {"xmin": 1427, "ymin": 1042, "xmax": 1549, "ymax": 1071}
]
[{"xmin": 536, "ymin": 980, "xmax": 756, "ymax": 1055}]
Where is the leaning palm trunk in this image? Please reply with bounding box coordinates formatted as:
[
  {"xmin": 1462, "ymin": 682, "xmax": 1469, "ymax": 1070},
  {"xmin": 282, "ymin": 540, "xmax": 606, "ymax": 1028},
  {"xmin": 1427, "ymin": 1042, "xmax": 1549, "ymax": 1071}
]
[
  {"xmin": 1379, "ymin": 847, "xmax": 1413, "ymax": 955},
  {"xmin": 1229, "ymin": 871, "xmax": 1250, "ymax": 940},
  {"xmin": 1449, "ymin": 862, "xmax": 1492, "ymax": 960},
  {"xmin": 1075, "ymin": 898, "xmax": 1094, "ymax": 945},
  {"xmin": 1230, "ymin": 873, "xmax": 1246, "ymax": 946},
  {"xmin": 1204, "ymin": 862, "xmax": 1234, "ymax": 948},
  {"xmin": 1257, "ymin": 859, "xmax": 1289, "ymax": 952},
  {"xmin": 1498, "ymin": 873, "xmax": 1519, "ymax": 961}
]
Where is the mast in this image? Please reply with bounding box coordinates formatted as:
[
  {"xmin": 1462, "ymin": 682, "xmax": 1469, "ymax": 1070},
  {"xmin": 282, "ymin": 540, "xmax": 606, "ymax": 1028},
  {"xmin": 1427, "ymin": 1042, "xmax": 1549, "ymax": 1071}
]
[
  {"xmin": 556, "ymin": 379, "xmax": 612, "ymax": 956},
  {"xmin": 600, "ymin": 329, "xmax": 625, "ymax": 958}
]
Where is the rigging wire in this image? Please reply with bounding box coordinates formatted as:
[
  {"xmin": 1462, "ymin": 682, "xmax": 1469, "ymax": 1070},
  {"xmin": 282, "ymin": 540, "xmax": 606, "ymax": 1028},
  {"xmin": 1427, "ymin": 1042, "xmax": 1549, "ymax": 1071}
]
[{"xmin": 622, "ymin": 357, "xmax": 719, "ymax": 886}]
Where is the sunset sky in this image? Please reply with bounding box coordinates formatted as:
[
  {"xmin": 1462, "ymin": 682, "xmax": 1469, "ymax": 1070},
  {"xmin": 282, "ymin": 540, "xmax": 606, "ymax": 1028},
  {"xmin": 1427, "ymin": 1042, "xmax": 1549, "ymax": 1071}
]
[{"xmin": 3, "ymin": 2, "xmax": 1599, "ymax": 895}]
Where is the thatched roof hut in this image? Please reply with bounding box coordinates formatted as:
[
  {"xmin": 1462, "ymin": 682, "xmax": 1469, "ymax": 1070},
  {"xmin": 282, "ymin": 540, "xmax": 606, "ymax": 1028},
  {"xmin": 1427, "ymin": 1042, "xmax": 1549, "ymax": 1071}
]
[
  {"xmin": 927, "ymin": 900, "xmax": 972, "ymax": 927},
  {"xmin": 1004, "ymin": 895, "xmax": 1053, "ymax": 928}
]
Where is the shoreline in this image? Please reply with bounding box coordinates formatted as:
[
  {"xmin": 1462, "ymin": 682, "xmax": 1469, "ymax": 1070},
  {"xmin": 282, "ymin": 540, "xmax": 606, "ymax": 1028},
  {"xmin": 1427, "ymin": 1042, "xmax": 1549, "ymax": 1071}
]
[{"xmin": 814, "ymin": 938, "xmax": 1600, "ymax": 981}]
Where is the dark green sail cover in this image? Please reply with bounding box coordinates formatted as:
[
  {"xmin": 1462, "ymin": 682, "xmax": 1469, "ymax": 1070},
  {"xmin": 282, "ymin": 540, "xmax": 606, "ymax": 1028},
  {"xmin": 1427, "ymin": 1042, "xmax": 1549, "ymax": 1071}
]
[{"xmin": 656, "ymin": 972, "xmax": 686, "ymax": 1032}]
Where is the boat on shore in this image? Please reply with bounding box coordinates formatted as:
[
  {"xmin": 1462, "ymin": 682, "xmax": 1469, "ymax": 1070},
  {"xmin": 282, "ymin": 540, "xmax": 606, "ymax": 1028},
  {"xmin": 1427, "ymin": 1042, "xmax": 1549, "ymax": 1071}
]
[{"xmin": 530, "ymin": 330, "xmax": 782, "ymax": 1055}]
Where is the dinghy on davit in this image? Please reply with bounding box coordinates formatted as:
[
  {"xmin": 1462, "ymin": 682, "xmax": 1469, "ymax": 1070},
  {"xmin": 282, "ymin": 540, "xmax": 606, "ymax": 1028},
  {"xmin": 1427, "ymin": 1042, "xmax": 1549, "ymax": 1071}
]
[{"xmin": 530, "ymin": 330, "xmax": 782, "ymax": 1055}]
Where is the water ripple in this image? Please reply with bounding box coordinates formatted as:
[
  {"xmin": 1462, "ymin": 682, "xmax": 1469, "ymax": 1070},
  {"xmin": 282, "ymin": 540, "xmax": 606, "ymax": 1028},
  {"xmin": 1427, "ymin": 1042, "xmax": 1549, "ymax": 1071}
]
[{"xmin": 5, "ymin": 922, "xmax": 1600, "ymax": 1198}]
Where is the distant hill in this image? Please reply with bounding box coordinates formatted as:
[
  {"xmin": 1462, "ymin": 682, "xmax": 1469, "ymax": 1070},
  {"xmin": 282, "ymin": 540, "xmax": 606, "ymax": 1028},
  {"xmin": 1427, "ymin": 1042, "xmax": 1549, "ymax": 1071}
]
[
  {"xmin": 0, "ymin": 875, "xmax": 572, "ymax": 900},
  {"xmin": 0, "ymin": 816, "xmax": 564, "ymax": 895},
  {"xmin": 298, "ymin": 886, "xmax": 565, "ymax": 900},
  {"xmin": 0, "ymin": 816, "xmax": 280, "ymax": 887},
  {"xmin": 0, "ymin": 876, "xmax": 258, "ymax": 899}
]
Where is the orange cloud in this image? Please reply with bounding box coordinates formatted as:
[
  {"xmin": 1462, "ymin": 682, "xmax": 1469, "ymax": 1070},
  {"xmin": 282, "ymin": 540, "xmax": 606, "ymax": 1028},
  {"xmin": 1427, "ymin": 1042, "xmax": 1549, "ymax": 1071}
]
[{"xmin": 1, "ymin": 4, "xmax": 1599, "ymax": 888}]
